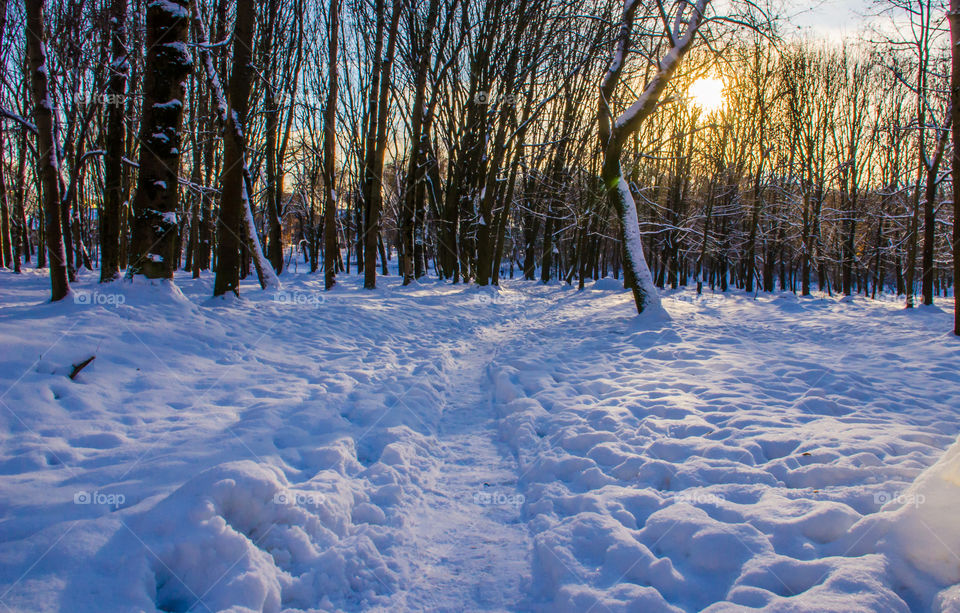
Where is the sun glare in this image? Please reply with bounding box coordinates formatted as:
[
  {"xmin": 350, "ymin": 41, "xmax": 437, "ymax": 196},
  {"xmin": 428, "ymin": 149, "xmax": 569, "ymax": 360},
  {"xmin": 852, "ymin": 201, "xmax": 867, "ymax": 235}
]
[{"xmin": 689, "ymin": 77, "xmax": 726, "ymax": 113}]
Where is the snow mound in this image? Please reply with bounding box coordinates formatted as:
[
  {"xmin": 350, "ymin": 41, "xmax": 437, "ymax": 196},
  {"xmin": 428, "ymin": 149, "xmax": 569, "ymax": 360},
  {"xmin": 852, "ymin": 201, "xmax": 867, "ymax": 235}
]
[
  {"xmin": 861, "ymin": 435, "xmax": 960, "ymax": 609},
  {"xmin": 136, "ymin": 461, "xmax": 398, "ymax": 612}
]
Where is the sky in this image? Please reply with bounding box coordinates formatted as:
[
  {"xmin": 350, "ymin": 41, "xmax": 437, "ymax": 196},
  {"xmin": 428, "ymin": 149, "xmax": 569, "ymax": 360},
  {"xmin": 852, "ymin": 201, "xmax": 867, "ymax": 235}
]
[{"xmin": 786, "ymin": 0, "xmax": 873, "ymax": 40}]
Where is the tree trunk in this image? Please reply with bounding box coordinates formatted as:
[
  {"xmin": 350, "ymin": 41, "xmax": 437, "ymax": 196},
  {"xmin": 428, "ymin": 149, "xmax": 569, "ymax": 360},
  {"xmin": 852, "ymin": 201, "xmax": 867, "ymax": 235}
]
[
  {"xmin": 25, "ymin": 0, "xmax": 69, "ymax": 300},
  {"xmin": 596, "ymin": 0, "xmax": 707, "ymax": 313},
  {"xmin": 12, "ymin": 126, "xmax": 28, "ymax": 272},
  {"xmin": 400, "ymin": 0, "xmax": 441, "ymax": 285},
  {"xmin": 101, "ymin": 0, "xmax": 127, "ymax": 282},
  {"xmin": 323, "ymin": 0, "xmax": 341, "ymax": 290},
  {"xmin": 0, "ymin": 129, "xmax": 11, "ymax": 269},
  {"xmin": 921, "ymin": 124, "xmax": 950, "ymax": 305},
  {"xmin": 952, "ymin": 0, "xmax": 960, "ymax": 332},
  {"xmin": 364, "ymin": 0, "xmax": 402, "ymax": 288},
  {"xmin": 212, "ymin": 0, "xmax": 254, "ymax": 296},
  {"xmin": 128, "ymin": 0, "xmax": 191, "ymax": 279},
  {"xmin": 262, "ymin": 0, "xmax": 284, "ymax": 275}
]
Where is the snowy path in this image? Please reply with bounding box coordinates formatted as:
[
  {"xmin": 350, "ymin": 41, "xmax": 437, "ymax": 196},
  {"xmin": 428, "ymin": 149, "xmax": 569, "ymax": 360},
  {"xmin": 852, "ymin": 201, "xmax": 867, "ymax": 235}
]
[
  {"xmin": 390, "ymin": 332, "xmax": 530, "ymax": 611},
  {"xmin": 1, "ymin": 269, "xmax": 960, "ymax": 612}
]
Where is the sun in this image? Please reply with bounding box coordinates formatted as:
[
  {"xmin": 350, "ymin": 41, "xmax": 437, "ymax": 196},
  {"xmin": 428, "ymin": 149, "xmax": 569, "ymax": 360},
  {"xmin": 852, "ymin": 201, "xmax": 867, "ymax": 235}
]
[{"xmin": 689, "ymin": 77, "xmax": 726, "ymax": 113}]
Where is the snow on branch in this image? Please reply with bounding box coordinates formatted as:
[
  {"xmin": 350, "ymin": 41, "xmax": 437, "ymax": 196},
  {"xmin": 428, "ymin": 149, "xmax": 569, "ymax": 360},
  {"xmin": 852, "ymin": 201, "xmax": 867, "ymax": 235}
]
[
  {"xmin": 0, "ymin": 107, "xmax": 38, "ymax": 135},
  {"xmin": 613, "ymin": 0, "xmax": 710, "ymax": 138}
]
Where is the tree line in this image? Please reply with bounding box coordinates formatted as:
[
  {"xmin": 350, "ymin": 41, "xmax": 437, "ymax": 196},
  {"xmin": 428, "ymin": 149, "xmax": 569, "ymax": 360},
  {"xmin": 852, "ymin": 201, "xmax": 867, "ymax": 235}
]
[{"xmin": 0, "ymin": 0, "xmax": 958, "ymax": 333}]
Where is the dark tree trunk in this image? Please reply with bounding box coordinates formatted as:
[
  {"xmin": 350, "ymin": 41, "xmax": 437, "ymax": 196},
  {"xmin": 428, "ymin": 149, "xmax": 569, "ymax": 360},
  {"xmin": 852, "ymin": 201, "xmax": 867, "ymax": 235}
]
[
  {"xmin": 323, "ymin": 0, "xmax": 341, "ymax": 290},
  {"xmin": 365, "ymin": 0, "xmax": 401, "ymax": 288},
  {"xmin": 262, "ymin": 0, "xmax": 284, "ymax": 275},
  {"xmin": 0, "ymin": 130, "xmax": 11, "ymax": 269},
  {"xmin": 952, "ymin": 0, "xmax": 960, "ymax": 333},
  {"xmin": 128, "ymin": 0, "xmax": 191, "ymax": 279},
  {"xmin": 12, "ymin": 126, "xmax": 29, "ymax": 272},
  {"xmin": 101, "ymin": 0, "xmax": 127, "ymax": 282},
  {"xmin": 921, "ymin": 126, "xmax": 949, "ymax": 305},
  {"xmin": 213, "ymin": 0, "xmax": 254, "ymax": 296},
  {"xmin": 25, "ymin": 0, "xmax": 69, "ymax": 300},
  {"xmin": 400, "ymin": 0, "xmax": 441, "ymax": 285}
]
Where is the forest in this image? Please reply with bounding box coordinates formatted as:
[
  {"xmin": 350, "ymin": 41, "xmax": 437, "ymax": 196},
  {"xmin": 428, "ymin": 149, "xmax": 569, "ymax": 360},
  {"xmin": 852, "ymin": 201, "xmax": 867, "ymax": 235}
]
[
  {"xmin": 2, "ymin": 0, "xmax": 960, "ymax": 611},
  {"xmin": 0, "ymin": 0, "xmax": 956, "ymax": 322}
]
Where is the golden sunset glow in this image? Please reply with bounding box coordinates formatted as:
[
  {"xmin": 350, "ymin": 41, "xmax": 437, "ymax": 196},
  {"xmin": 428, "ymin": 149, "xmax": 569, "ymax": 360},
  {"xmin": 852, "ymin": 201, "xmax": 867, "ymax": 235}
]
[{"xmin": 689, "ymin": 77, "xmax": 726, "ymax": 112}]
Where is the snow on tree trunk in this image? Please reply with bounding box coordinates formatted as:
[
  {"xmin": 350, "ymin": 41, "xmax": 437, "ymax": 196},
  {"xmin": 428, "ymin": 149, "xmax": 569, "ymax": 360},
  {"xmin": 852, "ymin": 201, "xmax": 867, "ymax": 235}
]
[
  {"xmin": 612, "ymin": 165, "xmax": 661, "ymax": 313},
  {"xmin": 242, "ymin": 169, "xmax": 280, "ymax": 291},
  {"xmin": 127, "ymin": 0, "xmax": 191, "ymax": 280},
  {"xmin": 24, "ymin": 0, "xmax": 69, "ymax": 301},
  {"xmin": 191, "ymin": 0, "xmax": 279, "ymax": 295},
  {"xmin": 213, "ymin": 0, "xmax": 256, "ymax": 297},
  {"xmin": 597, "ymin": 0, "xmax": 709, "ymax": 315}
]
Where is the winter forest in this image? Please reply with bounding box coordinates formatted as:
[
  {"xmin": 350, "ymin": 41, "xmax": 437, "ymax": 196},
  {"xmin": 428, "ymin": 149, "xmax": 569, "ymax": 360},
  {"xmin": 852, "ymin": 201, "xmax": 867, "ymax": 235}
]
[{"xmin": 2, "ymin": 0, "xmax": 960, "ymax": 610}]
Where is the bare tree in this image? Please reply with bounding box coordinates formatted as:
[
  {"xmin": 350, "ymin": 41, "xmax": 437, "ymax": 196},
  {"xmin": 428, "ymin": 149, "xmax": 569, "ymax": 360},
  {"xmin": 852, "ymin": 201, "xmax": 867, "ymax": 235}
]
[
  {"xmin": 213, "ymin": 0, "xmax": 255, "ymax": 296},
  {"xmin": 100, "ymin": 0, "xmax": 127, "ymax": 282},
  {"xmin": 950, "ymin": 0, "xmax": 960, "ymax": 333},
  {"xmin": 127, "ymin": 0, "xmax": 191, "ymax": 280},
  {"xmin": 599, "ymin": 0, "xmax": 709, "ymax": 314},
  {"xmin": 25, "ymin": 0, "xmax": 69, "ymax": 300},
  {"xmin": 323, "ymin": 0, "xmax": 341, "ymax": 290}
]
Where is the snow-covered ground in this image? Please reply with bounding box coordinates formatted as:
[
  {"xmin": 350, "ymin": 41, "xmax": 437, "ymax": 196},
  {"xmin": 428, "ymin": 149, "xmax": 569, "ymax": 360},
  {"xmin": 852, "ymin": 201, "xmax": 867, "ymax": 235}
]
[{"xmin": 1, "ymin": 267, "xmax": 959, "ymax": 612}]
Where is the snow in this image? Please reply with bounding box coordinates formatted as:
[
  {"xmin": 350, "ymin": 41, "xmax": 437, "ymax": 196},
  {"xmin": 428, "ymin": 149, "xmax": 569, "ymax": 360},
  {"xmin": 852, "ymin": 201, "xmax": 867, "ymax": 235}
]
[
  {"xmin": 153, "ymin": 100, "xmax": 184, "ymax": 112},
  {"xmin": 148, "ymin": 0, "xmax": 189, "ymax": 20},
  {"xmin": 1, "ymin": 266, "xmax": 959, "ymax": 612},
  {"xmin": 617, "ymin": 176, "xmax": 664, "ymax": 315}
]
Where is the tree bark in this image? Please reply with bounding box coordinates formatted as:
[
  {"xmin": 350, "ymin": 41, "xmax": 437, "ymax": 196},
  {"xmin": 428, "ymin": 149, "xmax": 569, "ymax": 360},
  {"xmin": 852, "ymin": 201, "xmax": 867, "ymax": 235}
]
[
  {"xmin": 25, "ymin": 0, "xmax": 69, "ymax": 300},
  {"xmin": 952, "ymin": 0, "xmax": 960, "ymax": 333},
  {"xmin": 323, "ymin": 0, "xmax": 341, "ymax": 290},
  {"xmin": 128, "ymin": 0, "xmax": 191, "ymax": 279},
  {"xmin": 101, "ymin": 0, "xmax": 127, "ymax": 282},
  {"xmin": 213, "ymin": 0, "xmax": 255, "ymax": 296}
]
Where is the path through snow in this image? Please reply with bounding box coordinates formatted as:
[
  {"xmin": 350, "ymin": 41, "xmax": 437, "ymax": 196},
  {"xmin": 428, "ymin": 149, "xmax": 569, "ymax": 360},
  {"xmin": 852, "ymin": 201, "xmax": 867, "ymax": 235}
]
[{"xmin": 391, "ymin": 328, "xmax": 530, "ymax": 611}]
